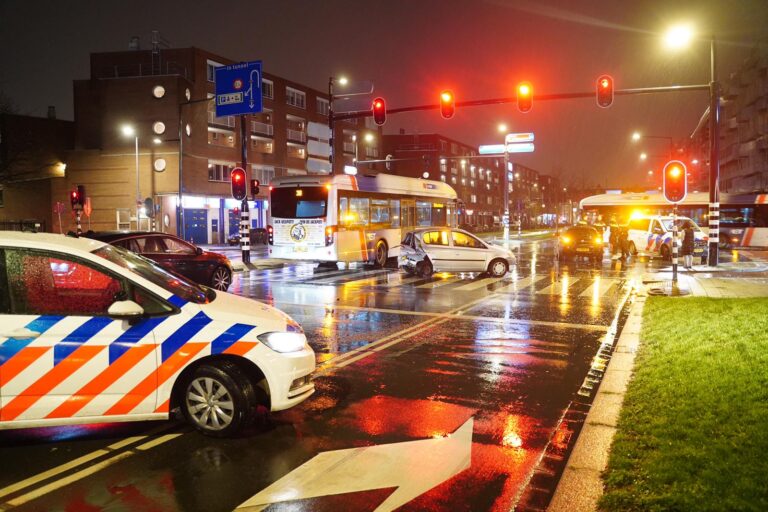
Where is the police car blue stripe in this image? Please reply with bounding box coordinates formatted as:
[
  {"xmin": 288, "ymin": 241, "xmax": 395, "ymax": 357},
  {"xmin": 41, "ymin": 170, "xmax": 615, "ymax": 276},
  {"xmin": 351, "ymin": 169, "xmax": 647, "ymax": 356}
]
[
  {"xmin": 108, "ymin": 316, "xmax": 167, "ymax": 364},
  {"xmin": 160, "ymin": 311, "xmax": 213, "ymax": 362},
  {"xmin": 211, "ymin": 324, "xmax": 255, "ymax": 354},
  {"xmin": 168, "ymin": 296, "xmax": 187, "ymax": 308},
  {"xmin": 53, "ymin": 317, "xmax": 114, "ymax": 366},
  {"xmin": 0, "ymin": 316, "xmax": 65, "ymax": 365}
]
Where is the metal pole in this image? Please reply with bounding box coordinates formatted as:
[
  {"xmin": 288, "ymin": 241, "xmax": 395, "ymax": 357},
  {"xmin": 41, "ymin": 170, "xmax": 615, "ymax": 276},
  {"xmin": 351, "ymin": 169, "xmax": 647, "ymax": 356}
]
[
  {"xmin": 178, "ymin": 102, "xmax": 184, "ymax": 238},
  {"xmin": 135, "ymin": 135, "xmax": 140, "ymax": 225},
  {"xmin": 503, "ymin": 146, "xmax": 510, "ymax": 246},
  {"xmin": 240, "ymin": 116, "xmax": 251, "ymax": 265},
  {"xmin": 707, "ymin": 36, "xmax": 720, "ymax": 267},
  {"xmin": 672, "ymin": 204, "xmax": 678, "ymax": 282},
  {"xmin": 328, "ymin": 77, "xmax": 334, "ymax": 175}
]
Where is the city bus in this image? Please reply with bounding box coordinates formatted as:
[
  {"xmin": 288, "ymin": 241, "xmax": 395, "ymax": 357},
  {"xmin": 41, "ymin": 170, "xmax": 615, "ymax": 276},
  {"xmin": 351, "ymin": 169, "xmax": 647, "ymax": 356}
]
[
  {"xmin": 579, "ymin": 191, "xmax": 768, "ymax": 247},
  {"xmin": 267, "ymin": 173, "xmax": 458, "ymax": 265}
]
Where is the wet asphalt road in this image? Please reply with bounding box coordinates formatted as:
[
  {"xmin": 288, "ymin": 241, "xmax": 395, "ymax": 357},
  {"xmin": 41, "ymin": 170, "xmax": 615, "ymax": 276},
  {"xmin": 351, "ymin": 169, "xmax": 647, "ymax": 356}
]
[{"xmin": 0, "ymin": 237, "xmax": 640, "ymax": 512}]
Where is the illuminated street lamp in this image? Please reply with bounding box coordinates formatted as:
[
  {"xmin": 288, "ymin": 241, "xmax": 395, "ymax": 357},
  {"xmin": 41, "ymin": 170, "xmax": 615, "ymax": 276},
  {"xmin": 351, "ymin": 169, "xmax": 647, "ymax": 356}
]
[
  {"xmin": 640, "ymin": 153, "xmax": 648, "ymax": 161},
  {"xmin": 664, "ymin": 24, "xmax": 693, "ymax": 49},
  {"xmin": 121, "ymin": 124, "xmax": 140, "ymax": 220},
  {"xmin": 498, "ymin": 123, "xmax": 508, "ymax": 133}
]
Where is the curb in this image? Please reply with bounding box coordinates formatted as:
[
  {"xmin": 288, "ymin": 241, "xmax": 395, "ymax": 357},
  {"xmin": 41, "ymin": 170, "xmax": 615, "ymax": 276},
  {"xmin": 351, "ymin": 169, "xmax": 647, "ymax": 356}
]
[
  {"xmin": 547, "ymin": 289, "xmax": 647, "ymax": 512},
  {"xmin": 231, "ymin": 261, "xmax": 287, "ymax": 272}
]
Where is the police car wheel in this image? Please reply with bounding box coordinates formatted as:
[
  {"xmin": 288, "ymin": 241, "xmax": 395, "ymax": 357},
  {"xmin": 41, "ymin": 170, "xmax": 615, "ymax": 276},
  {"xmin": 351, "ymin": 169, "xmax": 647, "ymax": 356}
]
[
  {"xmin": 211, "ymin": 266, "xmax": 231, "ymax": 291},
  {"xmin": 183, "ymin": 362, "xmax": 256, "ymax": 437}
]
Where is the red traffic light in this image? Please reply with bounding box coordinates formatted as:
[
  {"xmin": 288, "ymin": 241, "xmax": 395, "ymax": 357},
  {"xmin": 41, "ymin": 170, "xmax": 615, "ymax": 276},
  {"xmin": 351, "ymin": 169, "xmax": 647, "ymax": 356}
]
[
  {"xmin": 596, "ymin": 74, "xmax": 614, "ymax": 108},
  {"xmin": 439, "ymin": 90, "xmax": 455, "ymax": 119},
  {"xmin": 250, "ymin": 178, "xmax": 261, "ymax": 199},
  {"xmin": 517, "ymin": 82, "xmax": 533, "ymax": 113},
  {"xmin": 231, "ymin": 167, "xmax": 247, "ymax": 201},
  {"xmin": 663, "ymin": 160, "xmax": 688, "ymax": 203},
  {"xmin": 372, "ymin": 97, "xmax": 386, "ymax": 126},
  {"xmin": 70, "ymin": 185, "xmax": 86, "ymax": 209}
]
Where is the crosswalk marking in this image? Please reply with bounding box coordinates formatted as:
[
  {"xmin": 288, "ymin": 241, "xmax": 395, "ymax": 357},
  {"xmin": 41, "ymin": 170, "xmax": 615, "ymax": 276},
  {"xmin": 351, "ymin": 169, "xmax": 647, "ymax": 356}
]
[
  {"xmin": 452, "ymin": 276, "xmax": 507, "ymax": 291},
  {"xmin": 536, "ymin": 277, "xmax": 583, "ymax": 295},
  {"xmin": 493, "ymin": 275, "xmax": 548, "ymax": 294},
  {"xmin": 579, "ymin": 277, "xmax": 619, "ymax": 297},
  {"xmin": 310, "ymin": 269, "xmax": 390, "ymax": 285},
  {"xmin": 416, "ymin": 276, "xmax": 463, "ymax": 289},
  {"xmin": 381, "ymin": 275, "xmax": 426, "ymax": 288}
]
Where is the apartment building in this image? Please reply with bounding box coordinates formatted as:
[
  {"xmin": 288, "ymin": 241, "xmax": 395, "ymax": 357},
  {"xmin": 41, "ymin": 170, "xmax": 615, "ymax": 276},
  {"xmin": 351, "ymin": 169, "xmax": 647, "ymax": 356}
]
[{"xmin": 56, "ymin": 45, "xmax": 381, "ymax": 242}]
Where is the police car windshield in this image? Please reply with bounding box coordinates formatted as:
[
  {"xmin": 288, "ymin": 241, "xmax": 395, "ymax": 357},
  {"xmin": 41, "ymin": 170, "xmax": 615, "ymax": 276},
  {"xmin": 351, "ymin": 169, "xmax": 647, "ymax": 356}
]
[
  {"xmin": 661, "ymin": 219, "xmax": 701, "ymax": 232},
  {"xmin": 92, "ymin": 244, "xmax": 210, "ymax": 304}
]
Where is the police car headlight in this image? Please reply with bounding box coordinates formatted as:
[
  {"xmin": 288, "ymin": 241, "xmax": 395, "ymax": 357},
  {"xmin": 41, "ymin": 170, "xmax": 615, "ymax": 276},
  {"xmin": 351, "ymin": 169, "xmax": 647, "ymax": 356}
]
[{"xmin": 258, "ymin": 332, "xmax": 307, "ymax": 353}]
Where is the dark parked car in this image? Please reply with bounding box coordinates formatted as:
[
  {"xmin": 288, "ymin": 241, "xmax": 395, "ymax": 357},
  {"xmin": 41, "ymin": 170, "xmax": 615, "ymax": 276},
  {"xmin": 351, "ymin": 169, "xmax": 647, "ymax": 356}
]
[
  {"xmin": 559, "ymin": 225, "xmax": 604, "ymax": 263},
  {"xmin": 86, "ymin": 231, "xmax": 233, "ymax": 291},
  {"xmin": 227, "ymin": 228, "xmax": 268, "ymax": 246}
]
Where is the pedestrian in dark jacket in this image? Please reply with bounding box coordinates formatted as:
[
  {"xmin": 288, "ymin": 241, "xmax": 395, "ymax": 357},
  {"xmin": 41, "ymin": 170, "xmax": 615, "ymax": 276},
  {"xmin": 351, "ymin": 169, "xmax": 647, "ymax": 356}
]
[{"xmin": 681, "ymin": 220, "xmax": 695, "ymax": 269}]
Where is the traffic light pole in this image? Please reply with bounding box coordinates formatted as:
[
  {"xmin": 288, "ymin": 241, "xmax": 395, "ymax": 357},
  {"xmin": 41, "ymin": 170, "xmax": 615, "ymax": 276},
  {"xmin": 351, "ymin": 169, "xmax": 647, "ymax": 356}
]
[
  {"xmin": 707, "ymin": 36, "xmax": 721, "ymax": 267},
  {"xmin": 75, "ymin": 209, "xmax": 82, "ymax": 236},
  {"xmin": 503, "ymin": 146, "xmax": 510, "ymax": 247},
  {"xmin": 240, "ymin": 117, "xmax": 250, "ymax": 265},
  {"xmin": 672, "ymin": 204, "xmax": 678, "ymax": 283}
]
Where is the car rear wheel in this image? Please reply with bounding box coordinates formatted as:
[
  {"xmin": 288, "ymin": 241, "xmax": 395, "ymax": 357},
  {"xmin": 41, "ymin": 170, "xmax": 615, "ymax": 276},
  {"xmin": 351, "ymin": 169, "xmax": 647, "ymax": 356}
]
[
  {"xmin": 182, "ymin": 362, "xmax": 257, "ymax": 437},
  {"xmin": 211, "ymin": 266, "xmax": 231, "ymax": 291},
  {"xmin": 419, "ymin": 258, "xmax": 433, "ymax": 277},
  {"xmin": 488, "ymin": 258, "xmax": 508, "ymax": 277},
  {"xmin": 374, "ymin": 241, "xmax": 388, "ymax": 268}
]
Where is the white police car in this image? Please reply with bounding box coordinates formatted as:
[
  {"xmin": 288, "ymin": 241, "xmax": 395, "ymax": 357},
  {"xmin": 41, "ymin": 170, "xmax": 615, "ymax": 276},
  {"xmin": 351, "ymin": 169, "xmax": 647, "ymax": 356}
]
[
  {"xmin": 0, "ymin": 232, "xmax": 315, "ymax": 437},
  {"xmin": 626, "ymin": 214, "xmax": 708, "ymax": 260}
]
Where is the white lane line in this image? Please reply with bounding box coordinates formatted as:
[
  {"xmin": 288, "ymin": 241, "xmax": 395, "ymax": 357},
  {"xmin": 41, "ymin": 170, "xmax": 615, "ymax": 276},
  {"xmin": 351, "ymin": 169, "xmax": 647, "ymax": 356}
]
[
  {"xmin": 310, "ymin": 270, "xmax": 391, "ymax": 285},
  {"xmin": 578, "ymin": 277, "xmax": 619, "ymax": 297},
  {"xmin": 415, "ymin": 276, "xmax": 462, "ymax": 289},
  {"xmin": 452, "ymin": 276, "xmax": 507, "ymax": 291},
  {"xmin": 536, "ymin": 277, "xmax": 583, "ymax": 295},
  {"xmin": 493, "ymin": 275, "xmax": 547, "ymax": 294},
  {"xmin": 381, "ymin": 275, "xmax": 428, "ymax": 288},
  {"xmin": 0, "ymin": 423, "xmax": 182, "ymax": 507}
]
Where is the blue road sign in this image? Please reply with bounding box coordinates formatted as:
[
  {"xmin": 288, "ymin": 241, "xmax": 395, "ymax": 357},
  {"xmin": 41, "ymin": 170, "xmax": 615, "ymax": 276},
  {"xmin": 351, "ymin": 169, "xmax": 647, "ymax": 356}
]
[{"xmin": 215, "ymin": 60, "xmax": 263, "ymax": 117}]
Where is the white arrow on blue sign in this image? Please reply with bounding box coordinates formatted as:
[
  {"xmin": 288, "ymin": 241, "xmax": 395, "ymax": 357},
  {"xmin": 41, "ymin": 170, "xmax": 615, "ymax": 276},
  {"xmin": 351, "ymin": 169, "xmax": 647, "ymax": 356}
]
[{"xmin": 215, "ymin": 60, "xmax": 263, "ymax": 117}]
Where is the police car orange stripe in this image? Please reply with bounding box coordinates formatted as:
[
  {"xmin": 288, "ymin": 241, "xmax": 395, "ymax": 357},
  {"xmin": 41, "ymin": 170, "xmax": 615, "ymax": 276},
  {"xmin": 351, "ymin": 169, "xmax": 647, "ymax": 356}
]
[
  {"xmin": 0, "ymin": 347, "xmax": 50, "ymax": 387},
  {"xmin": 1, "ymin": 345, "xmax": 104, "ymax": 421},
  {"xmin": 45, "ymin": 344, "xmax": 156, "ymax": 419}
]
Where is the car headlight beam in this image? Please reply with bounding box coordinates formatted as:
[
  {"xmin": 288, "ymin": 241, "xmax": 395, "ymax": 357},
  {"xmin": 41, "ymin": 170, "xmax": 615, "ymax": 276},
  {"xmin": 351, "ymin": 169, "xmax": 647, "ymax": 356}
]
[{"xmin": 257, "ymin": 332, "xmax": 307, "ymax": 353}]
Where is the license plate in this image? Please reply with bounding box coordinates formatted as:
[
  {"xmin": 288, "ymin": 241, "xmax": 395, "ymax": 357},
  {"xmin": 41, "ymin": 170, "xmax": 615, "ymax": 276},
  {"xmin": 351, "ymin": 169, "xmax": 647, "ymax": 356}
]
[
  {"xmin": 694, "ymin": 248, "xmax": 703, "ymax": 254},
  {"xmin": 576, "ymin": 248, "xmax": 590, "ymax": 252},
  {"xmin": 294, "ymin": 246, "xmax": 308, "ymax": 253}
]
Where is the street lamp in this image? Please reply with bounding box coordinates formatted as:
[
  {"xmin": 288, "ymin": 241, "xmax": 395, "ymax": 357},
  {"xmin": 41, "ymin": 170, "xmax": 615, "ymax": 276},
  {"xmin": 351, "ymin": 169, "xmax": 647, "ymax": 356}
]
[
  {"xmin": 664, "ymin": 24, "xmax": 720, "ymax": 266},
  {"xmin": 639, "ymin": 152, "xmax": 648, "ymax": 161},
  {"xmin": 121, "ymin": 124, "xmax": 140, "ymax": 222},
  {"xmin": 498, "ymin": 123, "xmax": 508, "ymax": 133}
]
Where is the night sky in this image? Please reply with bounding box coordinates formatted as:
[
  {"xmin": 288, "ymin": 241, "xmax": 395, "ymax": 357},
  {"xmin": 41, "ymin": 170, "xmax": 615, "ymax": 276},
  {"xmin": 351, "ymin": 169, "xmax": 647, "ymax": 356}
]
[{"xmin": 2, "ymin": 0, "xmax": 767, "ymax": 188}]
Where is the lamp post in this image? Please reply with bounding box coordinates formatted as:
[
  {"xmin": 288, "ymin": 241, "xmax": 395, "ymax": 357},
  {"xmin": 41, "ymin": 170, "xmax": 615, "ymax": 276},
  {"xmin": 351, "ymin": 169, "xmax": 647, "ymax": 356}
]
[
  {"xmin": 664, "ymin": 24, "xmax": 720, "ymax": 266},
  {"xmin": 121, "ymin": 125, "xmax": 140, "ymax": 224},
  {"xmin": 328, "ymin": 76, "xmax": 348, "ymax": 175},
  {"xmin": 498, "ymin": 123, "xmax": 511, "ymax": 246}
]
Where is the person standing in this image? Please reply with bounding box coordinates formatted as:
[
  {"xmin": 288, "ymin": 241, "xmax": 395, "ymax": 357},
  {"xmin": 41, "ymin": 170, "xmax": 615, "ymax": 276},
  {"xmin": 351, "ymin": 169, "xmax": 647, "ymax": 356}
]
[{"xmin": 681, "ymin": 220, "xmax": 695, "ymax": 270}]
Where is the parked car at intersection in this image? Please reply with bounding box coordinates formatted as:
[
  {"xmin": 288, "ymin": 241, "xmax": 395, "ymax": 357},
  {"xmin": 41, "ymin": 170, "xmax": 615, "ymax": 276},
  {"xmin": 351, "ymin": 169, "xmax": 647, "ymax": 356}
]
[{"xmin": 559, "ymin": 225, "xmax": 604, "ymax": 263}]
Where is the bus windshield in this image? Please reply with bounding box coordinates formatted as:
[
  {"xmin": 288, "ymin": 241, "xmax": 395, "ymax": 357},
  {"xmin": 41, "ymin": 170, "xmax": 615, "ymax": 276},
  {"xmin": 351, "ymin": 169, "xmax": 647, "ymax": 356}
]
[{"xmin": 271, "ymin": 186, "xmax": 327, "ymax": 219}]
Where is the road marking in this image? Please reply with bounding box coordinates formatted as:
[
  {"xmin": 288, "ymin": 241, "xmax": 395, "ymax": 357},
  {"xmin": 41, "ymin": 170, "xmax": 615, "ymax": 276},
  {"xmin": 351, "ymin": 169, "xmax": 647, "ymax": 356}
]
[
  {"xmin": 381, "ymin": 275, "xmax": 428, "ymax": 288},
  {"xmin": 415, "ymin": 275, "xmax": 462, "ymax": 289},
  {"xmin": 493, "ymin": 275, "xmax": 547, "ymax": 294},
  {"xmin": 536, "ymin": 277, "xmax": 583, "ymax": 295},
  {"xmin": 0, "ymin": 423, "xmax": 183, "ymax": 507},
  {"xmin": 452, "ymin": 276, "xmax": 507, "ymax": 291},
  {"xmin": 579, "ymin": 277, "xmax": 619, "ymax": 297},
  {"xmin": 308, "ymin": 269, "xmax": 391, "ymax": 285},
  {"xmin": 236, "ymin": 418, "xmax": 473, "ymax": 512}
]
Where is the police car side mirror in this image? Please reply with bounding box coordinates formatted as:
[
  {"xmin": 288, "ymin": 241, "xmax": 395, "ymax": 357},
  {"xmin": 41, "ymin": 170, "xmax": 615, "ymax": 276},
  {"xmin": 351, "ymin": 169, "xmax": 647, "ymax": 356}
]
[
  {"xmin": 108, "ymin": 300, "xmax": 145, "ymax": 320},
  {"xmin": 653, "ymin": 227, "xmax": 663, "ymax": 234}
]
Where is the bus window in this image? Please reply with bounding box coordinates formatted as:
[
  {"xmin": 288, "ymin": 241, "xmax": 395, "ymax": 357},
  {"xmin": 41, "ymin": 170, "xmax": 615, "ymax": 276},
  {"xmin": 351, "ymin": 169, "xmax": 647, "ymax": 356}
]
[
  {"xmin": 271, "ymin": 187, "xmax": 327, "ymax": 219},
  {"xmin": 371, "ymin": 199, "xmax": 391, "ymax": 224},
  {"xmin": 390, "ymin": 200, "xmax": 401, "ymax": 228},
  {"xmin": 401, "ymin": 200, "xmax": 415, "ymax": 227},
  {"xmin": 432, "ymin": 203, "xmax": 447, "ymax": 226},
  {"xmin": 349, "ymin": 197, "xmax": 370, "ymax": 226},
  {"xmin": 339, "ymin": 196, "xmax": 349, "ymax": 222},
  {"xmin": 416, "ymin": 201, "xmax": 432, "ymax": 226}
]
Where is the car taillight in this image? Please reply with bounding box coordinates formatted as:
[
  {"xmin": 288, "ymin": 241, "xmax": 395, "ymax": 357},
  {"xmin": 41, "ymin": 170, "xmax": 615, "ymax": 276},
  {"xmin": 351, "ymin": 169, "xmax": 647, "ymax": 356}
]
[
  {"xmin": 267, "ymin": 225, "xmax": 274, "ymax": 245},
  {"xmin": 325, "ymin": 225, "xmax": 337, "ymax": 246}
]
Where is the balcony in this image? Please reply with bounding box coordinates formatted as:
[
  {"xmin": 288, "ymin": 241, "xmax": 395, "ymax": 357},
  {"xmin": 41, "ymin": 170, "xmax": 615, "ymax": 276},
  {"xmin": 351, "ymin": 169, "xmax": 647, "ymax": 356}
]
[
  {"xmin": 287, "ymin": 129, "xmax": 307, "ymax": 143},
  {"xmin": 207, "ymin": 110, "xmax": 235, "ymax": 128},
  {"xmin": 251, "ymin": 137, "xmax": 274, "ymax": 154},
  {"xmin": 251, "ymin": 121, "xmax": 274, "ymax": 137},
  {"xmin": 343, "ymin": 142, "xmax": 356, "ymax": 154}
]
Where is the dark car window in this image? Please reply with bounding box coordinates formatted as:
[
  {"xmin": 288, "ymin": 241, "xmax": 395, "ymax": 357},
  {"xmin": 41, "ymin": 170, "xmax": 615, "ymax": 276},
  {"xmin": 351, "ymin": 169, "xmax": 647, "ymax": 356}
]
[
  {"xmin": 452, "ymin": 231, "xmax": 485, "ymax": 248},
  {"xmin": 162, "ymin": 237, "xmax": 196, "ymax": 255},
  {"xmin": 566, "ymin": 227, "xmax": 599, "ymax": 238},
  {"xmin": 137, "ymin": 236, "xmax": 166, "ymax": 254},
  {"xmin": 422, "ymin": 231, "xmax": 449, "ymax": 246}
]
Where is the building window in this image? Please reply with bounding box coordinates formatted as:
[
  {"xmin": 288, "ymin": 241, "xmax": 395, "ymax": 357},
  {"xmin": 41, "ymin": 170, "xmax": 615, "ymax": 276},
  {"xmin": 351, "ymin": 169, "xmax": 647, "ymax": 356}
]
[
  {"xmin": 487, "ymin": 197, "xmax": 492, "ymax": 205},
  {"xmin": 470, "ymin": 194, "xmax": 477, "ymax": 203},
  {"xmin": 262, "ymin": 79, "xmax": 274, "ymax": 99},
  {"xmin": 152, "ymin": 85, "xmax": 166, "ymax": 99},
  {"xmin": 440, "ymin": 140, "xmax": 448, "ymax": 152},
  {"xmin": 317, "ymin": 98, "xmax": 329, "ymax": 116},
  {"xmin": 208, "ymin": 161, "xmax": 235, "ymax": 182},
  {"xmin": 440, "ymin": 159, "xmax": 447, "ymax": 173},
  {"xmin": 287, "ymin": 142, "xmax": 306, "ymax": 159},
  {"xmin": 470, "ymin": 180, "xmax": 475, "ymax": 187},
  {"xmin": 286, "ymin": 87, "xmax": 306, "ymax": 109},
  {"xmin": 450, "ymin": 143, "xmax": 458, "ymax": 153},
  {"xmin": 251, "ymin": 136, "xmax": 274, "ymax": 154},
  {"xmin": 252, "ymin": 165, "xmax": 275, "ymax": 186},
  {"xmin": 461, "ymin": 178, "xmax": 466, "ymax": 186},
  {"xmin": 152, "ymin": 121, "xmax": 166, "ymax": 135},
  {"xmin": 451, "ymin": 176, "xmax": 457, "ymax": 185},
  {"xmin": 208, "ymin": 129, "xmax": 235, "ymax": 148},
  {"xmin": 440, "ymin": 174, "xmax": 446, "ymax": 182},
  {"xmin": 207, "ymin": 60, "xmax": 223, "ymax": 82}
]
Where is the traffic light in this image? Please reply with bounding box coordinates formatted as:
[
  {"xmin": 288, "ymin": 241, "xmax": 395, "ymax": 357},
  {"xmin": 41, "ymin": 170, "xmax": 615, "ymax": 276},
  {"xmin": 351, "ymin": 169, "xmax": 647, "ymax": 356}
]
[
  {"xmin": 596, "ymin": 74, "xmax": 614, "ymax": 108},
  {"xmin": 143, "ymin": 197, "xmax": 154, "ymax": 217},
  {"xmin": 231, "ymin": 167, "xmax": 247, "ymax": 201},
  {"xmin": 372, "ymin": 97, "xmax": 386, "ymax": 126},
  {"xmin": 70, "ymin": 185, "xmax": 85, "ymax": 209},
  {"xmin": 250, "ymin": 179, "xmax": 260, "ymax": 199},
  {"xmin": 439, "ymin": 90, "xmax": 455, "ymax": 119},
  {"xmin": 663, "ymin": 160, "xmax": 687, "ymax": 203},
  {"xmin": 517, "ymin": 82, "xmax": 533, "ymax": 113}
]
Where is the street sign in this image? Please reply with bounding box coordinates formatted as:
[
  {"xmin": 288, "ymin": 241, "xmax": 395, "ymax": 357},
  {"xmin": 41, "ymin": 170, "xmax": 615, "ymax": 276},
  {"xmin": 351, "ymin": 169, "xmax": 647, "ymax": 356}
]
[
  {"xmin": 506, "ymin": 142, "xmax": 535, "ymax": 153},
  {"xmin": 83, "ymin": 197, "xmax": 92, "ymax": 217},
  {"xmin": 215, "ymin": 60, "xmax": 263, "ymax": 117},
  {"xmin": 479, "ymin": 144, "xmax": 506, "ymax": 155},
  {"xmin": 505, "ymin": 132, "xmax": 534, "ymax": 144}
]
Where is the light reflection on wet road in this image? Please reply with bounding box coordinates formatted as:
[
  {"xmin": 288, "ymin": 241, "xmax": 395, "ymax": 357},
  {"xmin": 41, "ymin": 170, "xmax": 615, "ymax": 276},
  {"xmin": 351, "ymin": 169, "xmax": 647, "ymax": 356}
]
[{"xmin": 0, "ymin": 238, "xmax": 639, "ymax": 512}]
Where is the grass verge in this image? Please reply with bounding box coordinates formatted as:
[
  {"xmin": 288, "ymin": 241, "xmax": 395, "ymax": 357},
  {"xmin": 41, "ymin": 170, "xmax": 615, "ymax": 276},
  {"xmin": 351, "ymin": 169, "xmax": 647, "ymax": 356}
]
[{"xmin": 600, "ymin": 297, "xmax": 768, "ymax": 512}]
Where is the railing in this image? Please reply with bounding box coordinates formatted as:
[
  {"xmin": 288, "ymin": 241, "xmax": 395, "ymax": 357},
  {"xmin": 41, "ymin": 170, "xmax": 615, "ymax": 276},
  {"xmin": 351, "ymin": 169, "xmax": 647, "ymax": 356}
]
[
  {"xmin": 343, "ymin": 142, "xmax": 356, "ymax": 154},
  {"xmin": 207, "ymin": 110, "xmax": 236, "ymax": 127},
  {"xmin": 287, "ymin": 129, "xmax": 307, "ymax": 143},
  {"xmin": 95, "ymin": 62, "xmax": 189, "ymax": 80},
  {"xmin": 251, "ymin": 121, "xmax": 274, "ymax": 136}
]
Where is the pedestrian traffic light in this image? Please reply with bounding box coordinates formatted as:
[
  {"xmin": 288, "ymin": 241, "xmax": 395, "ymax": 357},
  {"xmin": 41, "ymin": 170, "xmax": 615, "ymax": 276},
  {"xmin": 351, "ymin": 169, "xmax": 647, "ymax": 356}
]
[
  {"xmin": 250, "ymin": 179, "xmax": 260, "ymax": 199},
  {"xmin": 143, "ymin": 197, "xmax": 154, "ymax": 217},
  {"xmin": 663, "ymin": 160, "xmax": 687, "ymax": 203},
  {"xmin": 231, "ymin": 167, "xmax": 247, "ymax": 201},
  {"xmin": 439, "ymin": 90, "xmax": 455, "ymax": 119},
  {"xmin": 70, "ymin": 185, "xmax": 85, "ymax": 209},
  {"xmin": 517, "ymin": 82, "xmax": 533, "ymax": 113},
  {"xmin": 596, "ymin": 74, "xmax": 614, "ymax": 108},
  {"xmin": 372, "ymin": 97, "xmax": 386, "ymax": 126}
]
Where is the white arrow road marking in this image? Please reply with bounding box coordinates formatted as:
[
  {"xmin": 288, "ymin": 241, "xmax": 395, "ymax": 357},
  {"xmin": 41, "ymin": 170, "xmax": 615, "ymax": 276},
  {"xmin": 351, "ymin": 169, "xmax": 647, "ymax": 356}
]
[{"xmin": 236, "ymin": 417, "xmax": 474, "ymax": 512}]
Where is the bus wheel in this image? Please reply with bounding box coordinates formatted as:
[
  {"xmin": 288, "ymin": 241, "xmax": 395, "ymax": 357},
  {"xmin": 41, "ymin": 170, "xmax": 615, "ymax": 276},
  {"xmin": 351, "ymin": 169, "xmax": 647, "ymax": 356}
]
[{"xmin": 374, "ymin": 241, "xmax": 388, "ymax": 268}]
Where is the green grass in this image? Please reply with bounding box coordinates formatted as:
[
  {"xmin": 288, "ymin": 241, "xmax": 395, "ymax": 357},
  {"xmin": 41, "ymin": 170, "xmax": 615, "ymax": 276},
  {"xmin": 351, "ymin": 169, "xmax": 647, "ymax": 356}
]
[{"xmin": 600, "ymin": 297, "xmax": 768, "ymax": 512}]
